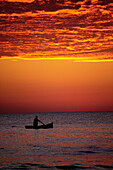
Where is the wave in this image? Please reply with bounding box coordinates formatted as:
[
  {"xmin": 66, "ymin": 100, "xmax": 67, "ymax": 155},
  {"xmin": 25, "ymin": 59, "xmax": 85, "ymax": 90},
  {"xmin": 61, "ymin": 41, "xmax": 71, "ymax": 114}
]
[{"xmin": 1, "ymin": 162, "xmax": 113, "ymax": 169}]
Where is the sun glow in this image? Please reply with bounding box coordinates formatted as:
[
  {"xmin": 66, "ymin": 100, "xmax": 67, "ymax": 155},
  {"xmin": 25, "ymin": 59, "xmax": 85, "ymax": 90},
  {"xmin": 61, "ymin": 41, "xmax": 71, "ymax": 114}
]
[
  {"xmin": 1, "ymin": 50, "xmax": 113, "ymax": 63},
  {"xmin": 0, "ymin": 0, "xmax": 113, "ymax": 113},
  {"xmin": 0, "ymin": 59, "xmax": 113, "ymax": 113}
]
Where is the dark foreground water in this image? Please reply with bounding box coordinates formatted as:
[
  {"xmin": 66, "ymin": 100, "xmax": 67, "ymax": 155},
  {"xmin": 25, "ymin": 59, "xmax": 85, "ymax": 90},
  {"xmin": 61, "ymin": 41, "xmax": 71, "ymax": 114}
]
[{"xmin": 0, "ymin": 112, "xmax": 113, "ymax": 169}]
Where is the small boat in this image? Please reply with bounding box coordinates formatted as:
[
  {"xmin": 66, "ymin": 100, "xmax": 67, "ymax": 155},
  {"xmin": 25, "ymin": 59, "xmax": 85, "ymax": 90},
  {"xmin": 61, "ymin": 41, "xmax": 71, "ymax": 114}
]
[{"xmin": 25, "ymin": 122, "xmax": 53, "ymax": 129}]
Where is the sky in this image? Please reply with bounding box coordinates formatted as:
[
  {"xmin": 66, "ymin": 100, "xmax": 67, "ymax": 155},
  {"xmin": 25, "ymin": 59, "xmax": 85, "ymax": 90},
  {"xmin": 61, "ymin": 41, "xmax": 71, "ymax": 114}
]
[{"xmin": 0, "ymin": 0, "xmax": 113, "ymax": 113}]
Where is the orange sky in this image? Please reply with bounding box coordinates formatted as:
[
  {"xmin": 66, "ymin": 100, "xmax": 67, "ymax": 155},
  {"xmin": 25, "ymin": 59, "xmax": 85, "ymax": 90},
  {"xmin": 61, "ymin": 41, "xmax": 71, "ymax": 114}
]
[
  {"xmin": 0, "ymin": 1, "xmax": 113, "ymax": 113},
  {"xmin": 0, "ymin": 58, "xmax": 113, "ymax": 113}
]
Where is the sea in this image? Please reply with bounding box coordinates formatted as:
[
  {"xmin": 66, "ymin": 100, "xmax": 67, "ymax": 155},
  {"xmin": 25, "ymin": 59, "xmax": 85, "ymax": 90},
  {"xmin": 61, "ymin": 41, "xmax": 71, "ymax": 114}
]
[{"xmin": 0, "ymin": 112, "xmax": 113, "ymax": 169}]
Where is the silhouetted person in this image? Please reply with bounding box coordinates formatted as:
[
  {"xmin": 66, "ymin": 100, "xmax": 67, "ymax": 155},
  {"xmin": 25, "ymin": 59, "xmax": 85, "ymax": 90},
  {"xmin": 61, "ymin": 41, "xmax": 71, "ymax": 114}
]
[{"xmin": 33, "ymin": 116, "xmax": 45, "ymax": 127}]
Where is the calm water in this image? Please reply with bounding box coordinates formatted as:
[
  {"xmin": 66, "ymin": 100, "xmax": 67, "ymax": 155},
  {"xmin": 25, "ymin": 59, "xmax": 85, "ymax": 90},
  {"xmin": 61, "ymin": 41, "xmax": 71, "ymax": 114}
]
[{"xmin": 0, "ymin": 112, "xmax": 113, "ymax": 169}]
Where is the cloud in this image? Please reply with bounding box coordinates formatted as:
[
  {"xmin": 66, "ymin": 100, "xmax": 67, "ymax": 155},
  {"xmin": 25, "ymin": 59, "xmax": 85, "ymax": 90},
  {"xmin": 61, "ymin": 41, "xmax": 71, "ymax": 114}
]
[{"xmin": 0, "ymin": 1, "xmax": 113, "ymax": 62}]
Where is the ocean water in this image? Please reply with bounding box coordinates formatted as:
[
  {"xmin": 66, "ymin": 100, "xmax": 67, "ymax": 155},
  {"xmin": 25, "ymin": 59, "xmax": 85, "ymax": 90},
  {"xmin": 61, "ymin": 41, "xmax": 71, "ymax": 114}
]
[{"xmin": 0, "ymin": 112, "xmax": 113, "ymax": 169}]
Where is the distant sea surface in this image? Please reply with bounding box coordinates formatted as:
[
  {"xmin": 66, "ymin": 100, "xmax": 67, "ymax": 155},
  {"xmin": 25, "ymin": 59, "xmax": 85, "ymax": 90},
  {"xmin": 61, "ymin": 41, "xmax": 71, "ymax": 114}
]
[{"xmin": 0, "ymin": 112, "xmax": 113, "ymax": 169}]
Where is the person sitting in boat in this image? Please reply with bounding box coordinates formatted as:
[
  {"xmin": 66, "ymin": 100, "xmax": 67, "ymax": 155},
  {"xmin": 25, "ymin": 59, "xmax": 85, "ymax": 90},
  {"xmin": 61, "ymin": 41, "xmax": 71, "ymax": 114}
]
[{"xmin": 33, "ymin": 116, "xmax": 45, "ymax": 127}]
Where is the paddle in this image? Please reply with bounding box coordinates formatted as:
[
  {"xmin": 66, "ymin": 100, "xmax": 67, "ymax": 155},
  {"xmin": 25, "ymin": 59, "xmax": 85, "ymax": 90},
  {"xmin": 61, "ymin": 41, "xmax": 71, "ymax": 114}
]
[{"xmin": 38, "ymin": 119, "xmax": 45, "ymax": 125}]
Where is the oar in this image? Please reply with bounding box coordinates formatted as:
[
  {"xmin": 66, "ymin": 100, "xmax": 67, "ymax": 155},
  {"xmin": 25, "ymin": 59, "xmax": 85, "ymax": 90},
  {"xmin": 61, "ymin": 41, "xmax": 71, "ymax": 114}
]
[{"xmin": 38, "ymin": 119, "xmax": 45, "ymax": 125}]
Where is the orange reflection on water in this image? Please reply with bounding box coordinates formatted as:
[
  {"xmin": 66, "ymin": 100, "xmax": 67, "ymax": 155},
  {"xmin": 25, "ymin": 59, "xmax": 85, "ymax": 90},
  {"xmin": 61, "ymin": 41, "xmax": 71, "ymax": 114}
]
[{"xmin": 0, "ymin": 119, "xmax": 113, "ymax": 168}]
